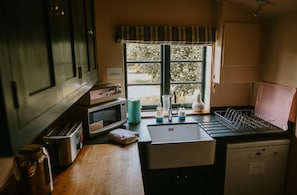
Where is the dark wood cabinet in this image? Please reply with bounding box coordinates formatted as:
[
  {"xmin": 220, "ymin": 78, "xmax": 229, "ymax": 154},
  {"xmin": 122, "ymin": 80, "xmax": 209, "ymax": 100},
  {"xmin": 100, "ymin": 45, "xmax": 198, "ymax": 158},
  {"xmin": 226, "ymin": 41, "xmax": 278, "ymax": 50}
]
[
  {"xmin": 0, "ymin": 0, "xmax": 97, "ymax": 156},
  {"xmin": 72, "ymin": 0, "xmax": 89, "ymax": 77},
  {"xmin": 143, "ymin": 166, "xmax": 216, "ymax": 195},
  {"xmin": 71, "ymin": 0, "xmax": 97, "ymax": 85},
  {"xmin": 48, "ymin": 0, "xmax": 80, "ymax": 97},
  {"xmin": 138, "ymin": 143, "xmax": 217, "ymax": 195},
  {"xmin": 4, "ymin": 0, "xmax": 58, "ymax": 127},
  {"xmin": 85, "ymin": 0, "xmax": 97, "ymax": 73}
]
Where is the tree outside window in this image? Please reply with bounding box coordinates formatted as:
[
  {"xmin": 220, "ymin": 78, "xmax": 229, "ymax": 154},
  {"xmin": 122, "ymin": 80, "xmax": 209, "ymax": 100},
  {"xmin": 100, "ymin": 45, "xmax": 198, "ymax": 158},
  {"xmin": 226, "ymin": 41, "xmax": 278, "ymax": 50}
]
[{"xmin": 125, "ymin": 43, "xmax": 206, "ymax": 110}]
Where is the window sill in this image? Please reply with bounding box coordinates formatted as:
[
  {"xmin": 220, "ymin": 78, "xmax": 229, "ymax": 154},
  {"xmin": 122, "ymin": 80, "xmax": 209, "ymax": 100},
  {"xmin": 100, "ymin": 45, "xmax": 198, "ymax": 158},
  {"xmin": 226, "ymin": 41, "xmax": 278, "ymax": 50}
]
[{"xmin": 141, "ymin": 109, "xmax": 210, "ymax": 118}]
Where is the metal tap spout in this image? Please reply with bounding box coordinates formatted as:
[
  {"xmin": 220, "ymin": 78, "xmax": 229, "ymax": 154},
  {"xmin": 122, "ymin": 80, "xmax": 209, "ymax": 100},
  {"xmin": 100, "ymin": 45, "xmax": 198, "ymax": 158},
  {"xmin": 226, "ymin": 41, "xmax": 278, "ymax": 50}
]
[{"xmin": 168, "ymin": 99, "xmax": 172, "ymax": 122}]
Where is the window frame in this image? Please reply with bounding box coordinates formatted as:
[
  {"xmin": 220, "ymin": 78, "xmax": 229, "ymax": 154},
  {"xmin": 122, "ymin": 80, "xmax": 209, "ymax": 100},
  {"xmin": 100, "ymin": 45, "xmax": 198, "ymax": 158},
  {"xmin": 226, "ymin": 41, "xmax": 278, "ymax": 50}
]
[{"xmin": 124, "ymin": 44, "xmax": 206, "ymax": 111}]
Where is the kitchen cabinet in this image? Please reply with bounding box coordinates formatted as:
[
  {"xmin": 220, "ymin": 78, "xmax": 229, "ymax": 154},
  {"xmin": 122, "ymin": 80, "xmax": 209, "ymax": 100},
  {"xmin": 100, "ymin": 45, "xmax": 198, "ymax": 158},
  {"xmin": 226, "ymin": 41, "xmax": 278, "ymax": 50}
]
[
  {"xmin": 48, "ymin": 0, "xmax": 80, "ymax": 97},
  {"xmin": 138, "ymin": 143, "xmax": 217, "ymax": 195},
  {"xmin": 142, "ymin": 164, "xmax": 216, "ymax": 195},
  {"xmin": 0, "ymin": 0, "xmax": 97, "ymax": 156},
  {"xmin": 72, "ymin": 0, "xmax": 88, "ymax": 82},
  {"xmin": 85, "ymin": 0, "xmax": 98, "ymax": 78},
  {"xmin": 4, "ymin": 0, "xmax": 60, "ymax": 128},
  {"xmin": 214, "ymin": 22, "xmax": 261, "ymax": 83},
  {"xmin": 71, "ymin": 0, "xmax": 98, "ymax": 85}
]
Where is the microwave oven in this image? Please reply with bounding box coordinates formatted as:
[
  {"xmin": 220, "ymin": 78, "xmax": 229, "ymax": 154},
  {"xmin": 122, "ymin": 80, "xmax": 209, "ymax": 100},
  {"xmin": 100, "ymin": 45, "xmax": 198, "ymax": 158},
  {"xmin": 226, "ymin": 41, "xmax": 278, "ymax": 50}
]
[{"xmin": 76, "ymin": 98, "xmax": 127, "ymax": 138}]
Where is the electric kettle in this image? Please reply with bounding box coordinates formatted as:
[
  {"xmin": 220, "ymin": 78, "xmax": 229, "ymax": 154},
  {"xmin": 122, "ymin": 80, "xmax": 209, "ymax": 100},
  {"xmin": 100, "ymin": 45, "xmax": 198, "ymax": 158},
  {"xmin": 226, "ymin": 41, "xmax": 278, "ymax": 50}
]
[{"xmin": 14, "ymin": 144, "xmax": 53, "ymax": 195}]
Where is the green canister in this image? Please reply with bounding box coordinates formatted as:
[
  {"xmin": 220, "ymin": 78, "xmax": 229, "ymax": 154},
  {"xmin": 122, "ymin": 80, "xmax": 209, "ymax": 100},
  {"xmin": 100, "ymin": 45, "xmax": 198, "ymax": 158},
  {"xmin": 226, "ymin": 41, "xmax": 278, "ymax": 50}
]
[{"xmin": 128, "ymin": 98, "xmax": 141, "ymax": 124}]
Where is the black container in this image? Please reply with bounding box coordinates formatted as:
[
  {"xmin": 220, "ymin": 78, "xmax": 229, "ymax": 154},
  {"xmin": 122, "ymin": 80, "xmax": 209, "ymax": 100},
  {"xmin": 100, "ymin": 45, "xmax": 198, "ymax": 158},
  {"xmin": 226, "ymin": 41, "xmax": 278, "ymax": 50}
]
[{"xmin": 14, "ymin": 144, "xmax": 53, "ymax": 195}]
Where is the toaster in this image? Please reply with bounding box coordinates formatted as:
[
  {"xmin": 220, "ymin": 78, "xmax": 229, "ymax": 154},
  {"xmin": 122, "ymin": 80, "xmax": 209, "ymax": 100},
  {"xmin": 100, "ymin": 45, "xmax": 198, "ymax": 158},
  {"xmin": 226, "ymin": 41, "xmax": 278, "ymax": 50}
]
[{"xmin": 43, "ymin": 121, "xmax": 83, "ymax": 167}]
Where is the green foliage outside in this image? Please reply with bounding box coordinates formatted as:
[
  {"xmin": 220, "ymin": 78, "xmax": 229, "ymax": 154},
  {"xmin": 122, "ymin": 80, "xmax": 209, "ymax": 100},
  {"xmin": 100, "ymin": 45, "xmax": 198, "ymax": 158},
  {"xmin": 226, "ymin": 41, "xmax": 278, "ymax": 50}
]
[{"xmin": 126, "ymin": 43, "xmax": 204, "ymax": 104}]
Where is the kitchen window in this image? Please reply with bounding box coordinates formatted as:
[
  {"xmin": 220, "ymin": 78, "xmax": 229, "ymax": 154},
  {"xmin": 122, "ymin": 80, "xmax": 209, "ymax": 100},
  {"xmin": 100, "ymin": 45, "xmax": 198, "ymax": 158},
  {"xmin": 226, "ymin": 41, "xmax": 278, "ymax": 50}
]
[{"xmin": 124, "ymin": 43, "xmax": 208, "ymax": 111}]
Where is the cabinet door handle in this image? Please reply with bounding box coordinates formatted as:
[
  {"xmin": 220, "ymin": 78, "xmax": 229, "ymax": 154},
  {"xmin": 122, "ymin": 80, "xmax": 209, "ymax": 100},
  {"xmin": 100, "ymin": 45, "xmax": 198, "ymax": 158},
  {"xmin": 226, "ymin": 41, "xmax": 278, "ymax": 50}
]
[
  {"xmin": 11, "ymin": 81, "xmax": 19, "ymax": 109},
  {"xmin": 49, "ymin": 3, "xmax": 65, "ymax": 16},
  {"xmin": 49, "ymin": 3, "xmax": 59, "ymax": 11}
]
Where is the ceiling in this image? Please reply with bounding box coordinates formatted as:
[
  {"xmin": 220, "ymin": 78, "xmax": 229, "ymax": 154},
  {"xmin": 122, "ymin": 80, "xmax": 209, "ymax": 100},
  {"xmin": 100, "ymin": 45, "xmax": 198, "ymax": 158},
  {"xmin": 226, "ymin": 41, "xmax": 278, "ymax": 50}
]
[{"xmin": 228, "ymin": 0, "xmax": 297, "ymax": 18}]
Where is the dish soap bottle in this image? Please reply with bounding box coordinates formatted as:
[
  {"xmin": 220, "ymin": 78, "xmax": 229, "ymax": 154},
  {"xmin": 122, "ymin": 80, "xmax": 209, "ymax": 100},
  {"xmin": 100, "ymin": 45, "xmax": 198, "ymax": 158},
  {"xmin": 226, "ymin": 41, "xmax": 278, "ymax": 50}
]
[
  {"xmin": 178, "ymin": 105, "xmax": 186, "ymax": 121},
  {"xmin": 156, "ymin": 103, "xmax": 164, "ymax": 122}
]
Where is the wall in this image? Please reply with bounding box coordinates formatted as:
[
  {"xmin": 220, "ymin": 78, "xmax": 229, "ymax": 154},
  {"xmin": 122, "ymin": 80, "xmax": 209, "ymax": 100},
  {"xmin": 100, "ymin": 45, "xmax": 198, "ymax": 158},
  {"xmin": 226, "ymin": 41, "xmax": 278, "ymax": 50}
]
[
  {"xmin": 94, "ymin": 0, "xmax": 261, "ymax": 107},
  {"xmin": 261, "ymin": 12, "xmax": 297, "ymax": 121},
  {"xmin": 210, "ymin": 0, "xmax": 262, "ymax": 107},
  {"xmin": 261, "ymin": 12, "xmax": 297, "ymax": 195},
  {"xmin": 94, "ymin": 0, "xmax": 215, "ymax": 86},
  {"xmin": 93, "ymin": 1, "xmax": 297, "ymax": 193},
  {"xmin": 261, "ymin": 13, "xmax": 297, "ymax": 88}
]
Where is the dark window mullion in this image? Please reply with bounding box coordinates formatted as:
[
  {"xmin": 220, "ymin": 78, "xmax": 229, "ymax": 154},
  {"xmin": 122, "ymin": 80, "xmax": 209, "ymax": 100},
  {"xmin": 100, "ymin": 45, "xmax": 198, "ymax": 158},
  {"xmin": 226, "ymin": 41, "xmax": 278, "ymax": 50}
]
[
  {"xmin": 163, "ymin": 45, "xmax": 170, "ymax": 95},
  {"xmin": 171, "ymin": 81, "xmax": 203, "ymax": 84},
  {"xmin": 124, "ymin": 44, "xmax": 128, "ymax": 98},
  {"xmin": 126, "ymin": 60, "xmax": 161, "ymax": 64},
  {"xmin": 201, "ymin": 47, "xmax": 206, "ymax": 101},
  {"xmin": 171, "ymin": 60, "xmax": 203, "ymax": 63},
  {"xmin": 127, "ymin": 83, "xmax": 160, "ymax": 86}
]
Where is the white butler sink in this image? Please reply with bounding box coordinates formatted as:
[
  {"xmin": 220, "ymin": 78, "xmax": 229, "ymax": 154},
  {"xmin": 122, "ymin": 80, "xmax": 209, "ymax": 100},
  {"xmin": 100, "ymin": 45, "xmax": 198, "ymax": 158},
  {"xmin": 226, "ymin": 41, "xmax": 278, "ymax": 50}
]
[{"xmin": 147, "ymin": 123, "xmax": 216, "ymax": 169}]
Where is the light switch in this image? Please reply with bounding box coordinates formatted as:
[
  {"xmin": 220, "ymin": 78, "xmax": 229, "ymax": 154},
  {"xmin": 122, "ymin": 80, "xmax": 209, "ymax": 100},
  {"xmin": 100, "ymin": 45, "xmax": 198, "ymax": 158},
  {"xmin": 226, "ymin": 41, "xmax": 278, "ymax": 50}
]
[{"xmin": 107, "ymin": 68, "xmax": 122, "ymax": 79}]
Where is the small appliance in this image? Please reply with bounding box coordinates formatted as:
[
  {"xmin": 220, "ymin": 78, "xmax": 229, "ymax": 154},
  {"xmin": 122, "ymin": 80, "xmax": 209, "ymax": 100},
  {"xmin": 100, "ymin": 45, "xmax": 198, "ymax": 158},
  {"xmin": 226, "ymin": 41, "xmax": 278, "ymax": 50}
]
[
  {"xmin": 75, "ymin": 98, "xmax": 127, "ymax": 138},
  {"xmin": 14, "ymin": 144, "xmax": 53, "ymax": 195},
  {"xmin": 43, "ymin": 121, "xmax": 83, "ymax": 167},
  {"xmin": 79, "ymin": 82, "xmax": 122, "ymax": 105}
]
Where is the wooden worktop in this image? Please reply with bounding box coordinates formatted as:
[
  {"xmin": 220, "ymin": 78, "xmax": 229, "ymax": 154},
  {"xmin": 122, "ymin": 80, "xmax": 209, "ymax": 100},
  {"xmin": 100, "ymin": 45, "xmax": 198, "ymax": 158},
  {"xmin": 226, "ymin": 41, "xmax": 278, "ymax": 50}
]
[{"xmin": 52, "ymin": 143, "xmax": 145, "ymax": 195}]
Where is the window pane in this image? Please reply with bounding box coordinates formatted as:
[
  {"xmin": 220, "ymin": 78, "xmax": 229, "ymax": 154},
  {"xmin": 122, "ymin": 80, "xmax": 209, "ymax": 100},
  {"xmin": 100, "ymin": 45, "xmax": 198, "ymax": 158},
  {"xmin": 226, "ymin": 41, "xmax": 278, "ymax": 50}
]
[
  {"xmin": 171, "ymin": 45, "xmax": 203, "ymax": 61},
  {"xmin": 170, "ymin": 62, "xmax": 203, "ymax": 82},
  {"xmin": 171, "ymin": 83, "xmax": 202, "ymax": 104},
  {"xmin": 126, "ymin": 43, "xmax": 161, "ymax": 61},
  {"xmin": 125, "ymin": 44, "xmax": 206, "ymax": 110},
  {"xmin": 128, "ymin": 85, "xmax": 160, "ymax": 105},
  {"xmin": 127, "ymin": 63, "xmax": 161, "ymax": 84}
]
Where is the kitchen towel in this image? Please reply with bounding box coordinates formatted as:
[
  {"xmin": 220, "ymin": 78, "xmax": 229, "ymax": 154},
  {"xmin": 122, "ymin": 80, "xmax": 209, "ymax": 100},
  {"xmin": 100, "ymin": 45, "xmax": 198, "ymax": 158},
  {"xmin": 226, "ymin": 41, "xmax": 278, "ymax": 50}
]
[
  {"xmin": 254, "ymin": 82, "xmax": 296, "ymax": 130},
  {"xmin": 108, "ymin": 128, "xmax": 139, "ymax": 145}
]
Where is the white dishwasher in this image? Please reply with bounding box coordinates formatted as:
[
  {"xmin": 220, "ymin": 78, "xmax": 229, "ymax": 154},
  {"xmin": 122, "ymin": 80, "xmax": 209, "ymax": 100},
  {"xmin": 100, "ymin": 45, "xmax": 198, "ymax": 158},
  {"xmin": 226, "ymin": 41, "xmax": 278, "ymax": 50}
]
[{"xmin": 224, "ymin": 139, "xmax": 290, "ymax": 195}]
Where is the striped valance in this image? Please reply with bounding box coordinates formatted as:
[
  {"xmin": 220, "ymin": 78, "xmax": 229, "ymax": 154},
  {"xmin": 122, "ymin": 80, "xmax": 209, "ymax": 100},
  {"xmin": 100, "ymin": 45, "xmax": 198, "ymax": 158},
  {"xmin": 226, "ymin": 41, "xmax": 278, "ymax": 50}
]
[{"xmin": 116, "ymin": 26, "xmax": 216, "ymax": 45}]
